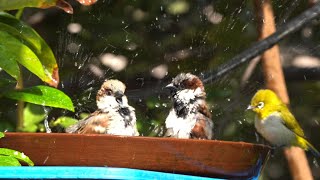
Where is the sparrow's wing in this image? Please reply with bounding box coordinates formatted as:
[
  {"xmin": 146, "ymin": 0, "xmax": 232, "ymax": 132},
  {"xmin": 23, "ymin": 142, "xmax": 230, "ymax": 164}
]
[
  {"xmin": 66, "ymin": 111, "xmax": 110, "ymax": 134},
  {"xmin": 191, "ymin": 114, "xmax": 213, "ymax": 139},
  {"xmin": 280, "ymin": 106, "xmax": 305, "ymax": 138}
]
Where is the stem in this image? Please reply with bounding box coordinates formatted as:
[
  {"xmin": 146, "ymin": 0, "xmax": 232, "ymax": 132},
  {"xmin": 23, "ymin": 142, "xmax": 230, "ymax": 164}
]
[
  {"xmin": 15, "ymin": 9, "xmax": 25, "ymax": 132},
  {"xmin": 15, "ymin": 8, "xmax": 24, "ymax": 19},
  {"xmin": 16, "ymin": 66, "xmax": 24, "ymax": 132}
]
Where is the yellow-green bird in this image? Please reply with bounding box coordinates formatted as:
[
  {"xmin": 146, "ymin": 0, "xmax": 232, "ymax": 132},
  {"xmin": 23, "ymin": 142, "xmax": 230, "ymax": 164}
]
[{"xmin": 247, "ymin": 89, "xmax": 319, "ymax": 157}]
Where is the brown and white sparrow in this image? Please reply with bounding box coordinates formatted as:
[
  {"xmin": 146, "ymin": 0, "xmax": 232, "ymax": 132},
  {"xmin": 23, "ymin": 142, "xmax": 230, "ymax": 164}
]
[
  {"xmin": 66, "ymin": 79, "xmax": 139, "ymax": 136},
  {"xmin": 164, "ymin": 73, "xmax": 213, "ymax": 139}
]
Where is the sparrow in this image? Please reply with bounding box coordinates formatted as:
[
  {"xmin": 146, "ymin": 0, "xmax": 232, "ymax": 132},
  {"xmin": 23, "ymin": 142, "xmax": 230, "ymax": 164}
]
[
  {"xmin": 164, "ymin": 73, "xmax": 213, "ymax": 139},
  {"xmin": 248, "ymin": 89, "xmax": 319, "ymax": 157},
  {"xmin": 66, "ymin": 79, "xmax": 139, "ymax": 136}
]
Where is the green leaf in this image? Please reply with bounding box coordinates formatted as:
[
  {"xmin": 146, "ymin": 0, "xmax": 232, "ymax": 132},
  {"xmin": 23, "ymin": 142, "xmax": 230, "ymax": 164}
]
[
  {"xmin": 4, "ymin": 85, "xmax": 74, "ymax": 112},
  {"xmin": 0, "ymin": 33, "xmax": 20, "ymax": 79},
  {"xmin": 0, "ymin": 0, "xmax": 73, "ymax": 14},
  {"xmin": 0, "ymin": 31, "xmax": 47, "ymax": 82},
  {"xmin": 52, "ymin": 116, "xmax": 78, "ymax": 128},
  {"xmin": 79, "ymin": 113, "xmax": 90, "ymax": 119},
  {"xmin": 0, "ymin": 148, "xmax": 34, "ymax": 166},
  {"xmin": 0, "ymin": 132, "xmax": 4, "ymax": 139},
  {"xmin": 22, "ymin": 103, "xmax": 48, "ymax": 132},
  {"xmin": 0, "ymin": 155, "xmax": 21, "ymax": 166},
  {"xmin": 0, "ymin": 12, "xmax": 59, "ymax": 87}
]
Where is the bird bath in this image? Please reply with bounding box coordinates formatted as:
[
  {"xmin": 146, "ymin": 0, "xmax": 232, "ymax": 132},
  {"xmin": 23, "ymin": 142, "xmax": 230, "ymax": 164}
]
[{"xmin": 0, "ymin": 132, "xmax": 270, "ymax": 179}]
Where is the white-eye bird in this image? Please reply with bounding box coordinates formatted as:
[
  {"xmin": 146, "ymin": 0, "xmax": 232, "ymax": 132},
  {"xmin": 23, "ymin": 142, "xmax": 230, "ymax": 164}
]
[{"xmin": 247, "ymin": 89, "xmax": 319, "ymax": 157}]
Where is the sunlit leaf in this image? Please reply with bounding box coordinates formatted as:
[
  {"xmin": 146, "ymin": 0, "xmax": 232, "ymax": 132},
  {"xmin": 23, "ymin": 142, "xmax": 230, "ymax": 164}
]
[
  {"xmin": 0, "ymin": 132, "xmax": 4, "ymax": 139},
  {"xmin": 0, "ymin": 31, "xmax": 50, "ymax": 84},
  {"xmin": 0, "ymin": 12, "xmax": 59, "ymax": 87},
  {"xmin": 0, "ymin": 0, "xmax": 73, "ymax": 14},
  {"xmin": 76, "ymin": 0, "xmax": 98, "ymax": 6},
  {"xmin": 4, "ymin": 85, "xmax": 74, "ymax": 112},
  {"xmin": 22, "ymin": 103, "xmax": 48, "ymax": 132},
  {"xmin": 0, "ymin": 155, "xmax": 21, "ymax": 166},
  {"xmin": 52, "ymin": 116, "xmax": 78, "ymax": 128},
  {"xmin": 167, "ymin": 0, "xmax": 190, "ymax": 15},
  {"xmin": 79, "ymin": 113, "xmax": 89, "ymax": 119},
  {"xmin": 0, "ymin": 148, "xmax": 34, "ymax": 166}
]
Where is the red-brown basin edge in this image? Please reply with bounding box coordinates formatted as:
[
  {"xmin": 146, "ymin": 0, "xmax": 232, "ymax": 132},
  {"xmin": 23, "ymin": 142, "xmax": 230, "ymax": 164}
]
[{"xmin": 0, "ymin": 133, "xmax": 271, "ymax": 178}]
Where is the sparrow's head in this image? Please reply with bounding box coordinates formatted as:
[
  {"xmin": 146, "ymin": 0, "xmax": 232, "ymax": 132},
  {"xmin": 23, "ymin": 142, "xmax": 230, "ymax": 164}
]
[
  {"xmin": 96, "ymin": 79, "xmax": 127, "ymax": 109},
  {"xmin": 165, "ymin": 73, "xmax": 205, "ymax": 97},
  {"xmin": 247, "ymin": 89, "xmax": 283, "ymax": 117}
]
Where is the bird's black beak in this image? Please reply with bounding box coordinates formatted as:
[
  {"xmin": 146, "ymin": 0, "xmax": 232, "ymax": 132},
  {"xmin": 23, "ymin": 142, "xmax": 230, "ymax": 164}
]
[
  {"xmin": 165, "ymin": 83, "xmax": 177, "ymax": 96},
  {"xmin": 165, "ymin": 83, "xmax": 177, "ymax": 91},
  {"xmin": 114, "ymin": 91, "xmax": 124, "ymax": 104},
  {"xmin": 114, "ymin": 91, "xmax": 124, "ymax": 98}
]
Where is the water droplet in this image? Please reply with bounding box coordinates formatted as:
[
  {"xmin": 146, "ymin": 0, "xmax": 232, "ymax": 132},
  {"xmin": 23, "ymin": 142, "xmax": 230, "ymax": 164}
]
[
  {"xmin": 313, "ymin": 158, "xmax": 319, "ymax": 168},
  {"xmin": 155, "ymin": 103, "xmax": 160, "ymax": 108},
  {"xmin": 162, "ymin": 103, "xmax": 167, "ymax": 107},
  {"xmin": 241, "ymin": 24, "xmax": 248, "ymax": 32},
  {"xmin": 255, "ymin": 132, "xmax": 260, "ymax": 142},
  {"xmin": 227, "ymin": 98, "xmax": 231, "ymax": 102}
]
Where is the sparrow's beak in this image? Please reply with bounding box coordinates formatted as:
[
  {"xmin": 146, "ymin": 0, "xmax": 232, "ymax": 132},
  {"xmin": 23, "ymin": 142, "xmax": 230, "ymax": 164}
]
[
  {"xmin": 114, "ymin": 91, "xmax": 124, "ymax": 104},
  {"xmin": 246, "ymin": 105, "xmax": 255, "ymax": 111},
  {"xmin": 165, "ymin": 83, "xmax": 177, "ymax": 91},
  {"xmin": 114, "ymin": 91, "xmax": 124, "ymax": 98}
]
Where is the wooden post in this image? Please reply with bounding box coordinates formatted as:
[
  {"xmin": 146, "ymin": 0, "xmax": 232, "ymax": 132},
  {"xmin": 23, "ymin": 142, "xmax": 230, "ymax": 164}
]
[{"xmin": 253, "ymin": 0, "xmax": 313, "ymax": 179}]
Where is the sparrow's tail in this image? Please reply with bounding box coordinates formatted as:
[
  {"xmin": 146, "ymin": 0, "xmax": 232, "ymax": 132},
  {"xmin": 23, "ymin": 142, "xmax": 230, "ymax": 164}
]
[{"xmin": 297, "ymin": 136, "xmax": 320, "ymax": 158}]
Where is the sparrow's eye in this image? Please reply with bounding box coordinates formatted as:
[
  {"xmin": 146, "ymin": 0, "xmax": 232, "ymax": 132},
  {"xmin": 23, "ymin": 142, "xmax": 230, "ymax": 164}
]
[
  {"xmin": 257, "ymin": 102, "xmax": 264, "ymax": 109},
  {"xmin": 105, "ymin": 89, "xmax": 112, "ymax": 95}
]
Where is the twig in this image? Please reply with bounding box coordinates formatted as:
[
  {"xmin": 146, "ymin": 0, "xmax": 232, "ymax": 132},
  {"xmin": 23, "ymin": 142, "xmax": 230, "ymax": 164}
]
[
  {"xmin": 240, "ymin": 56, "xmax": 261, "ymax": 88},
  {"xmin": 15, "ymin": 9, "xmax": 24, "ymax": 132}
]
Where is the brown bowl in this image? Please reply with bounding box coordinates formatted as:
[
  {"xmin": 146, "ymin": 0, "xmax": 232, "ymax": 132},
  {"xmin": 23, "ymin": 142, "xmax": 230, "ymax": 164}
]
[{"xmin": 0, "ymin": 133, "xmax": 270, "ymax": 178}]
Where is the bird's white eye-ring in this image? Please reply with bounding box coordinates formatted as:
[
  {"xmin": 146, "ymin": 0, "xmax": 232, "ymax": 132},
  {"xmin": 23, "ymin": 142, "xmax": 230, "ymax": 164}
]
[{"xmin": 257, "ymin": 102, "xmax": 264, "ymax": 109}]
